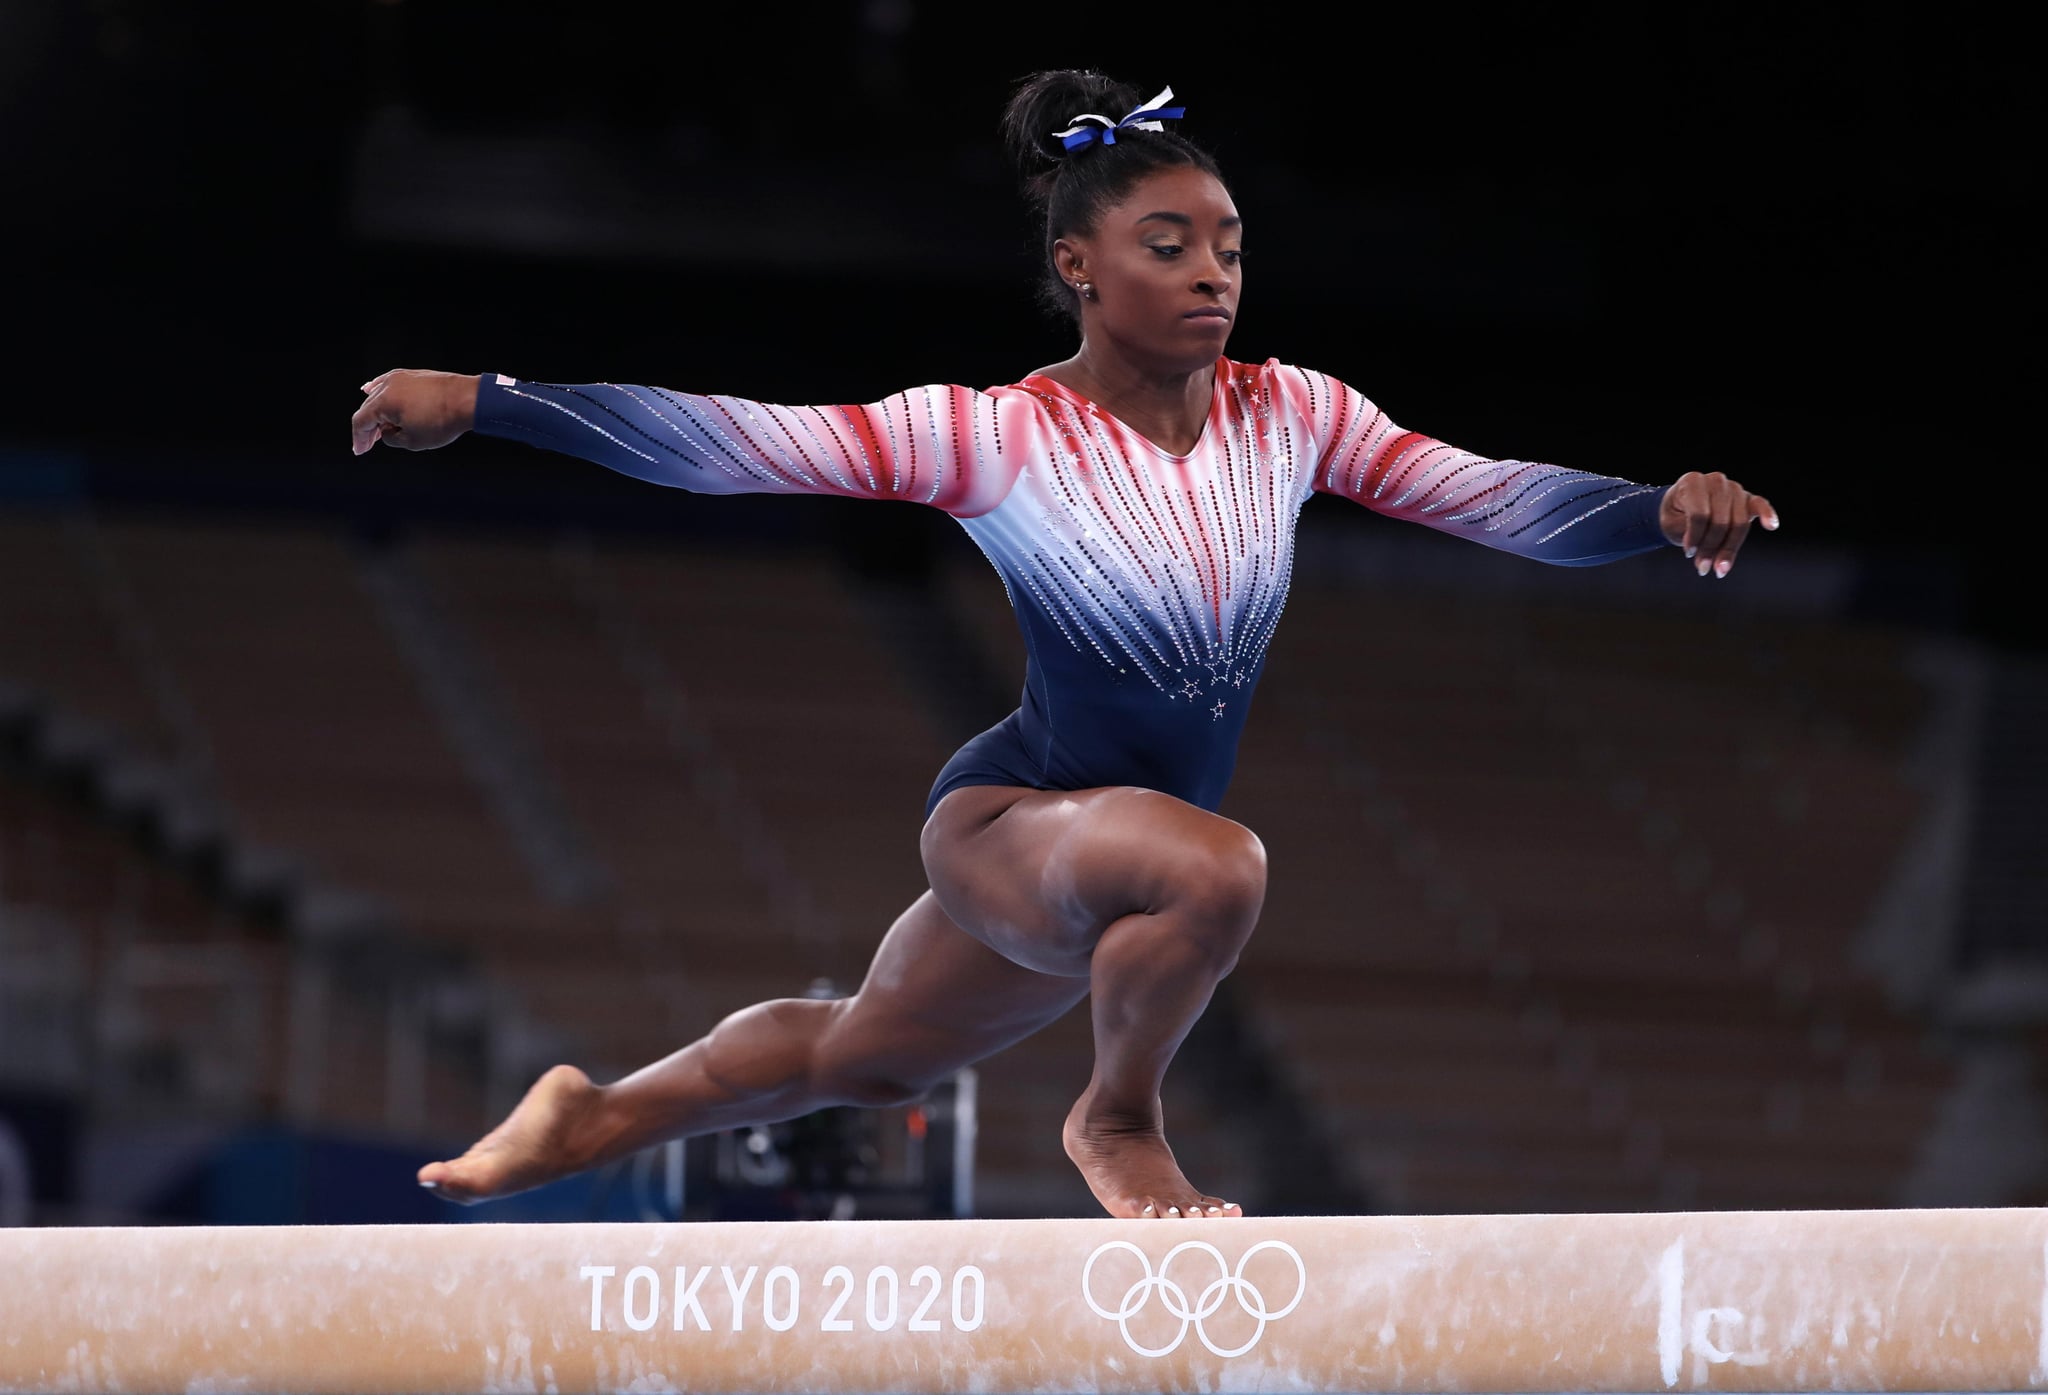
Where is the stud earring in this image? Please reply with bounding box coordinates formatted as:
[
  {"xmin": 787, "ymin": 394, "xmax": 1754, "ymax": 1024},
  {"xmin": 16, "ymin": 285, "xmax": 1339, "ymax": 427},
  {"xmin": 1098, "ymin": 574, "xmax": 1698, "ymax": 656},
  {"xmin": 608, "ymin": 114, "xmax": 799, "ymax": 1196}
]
[{"xmin": 1079, "ymin": 282, "xmax": 1097, "ymax": 301}]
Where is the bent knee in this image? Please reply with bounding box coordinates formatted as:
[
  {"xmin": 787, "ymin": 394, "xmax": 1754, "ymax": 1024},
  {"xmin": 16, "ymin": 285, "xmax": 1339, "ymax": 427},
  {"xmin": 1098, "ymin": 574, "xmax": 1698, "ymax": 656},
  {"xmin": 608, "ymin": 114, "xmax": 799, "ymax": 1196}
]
[
  {"xmin": 811, "ymin": 1046, "xmax": 937, "ymax": 1108},
  {"xmin": 1183, "ymin": 822, "xmax": 1268, "ymax": 922},
  {"xmin": 808, "ymin": 999, "xmax": 943, "ymax": 1108},
  {"xmin": 816, "ymin": 1071, "xmax": 932, "ymax": 1109},
  {"xmin": 1158, "ymin": 822, "xmax": 1266, "ymax": 972}
]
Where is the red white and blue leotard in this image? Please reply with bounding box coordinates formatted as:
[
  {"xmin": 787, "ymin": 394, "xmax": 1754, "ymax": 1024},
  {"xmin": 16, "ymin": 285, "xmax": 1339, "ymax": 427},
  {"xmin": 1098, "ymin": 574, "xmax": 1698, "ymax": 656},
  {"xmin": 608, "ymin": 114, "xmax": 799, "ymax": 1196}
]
[{"xmin": 473, "ymin": 357, "xmax": 1672, "ymax": 818}]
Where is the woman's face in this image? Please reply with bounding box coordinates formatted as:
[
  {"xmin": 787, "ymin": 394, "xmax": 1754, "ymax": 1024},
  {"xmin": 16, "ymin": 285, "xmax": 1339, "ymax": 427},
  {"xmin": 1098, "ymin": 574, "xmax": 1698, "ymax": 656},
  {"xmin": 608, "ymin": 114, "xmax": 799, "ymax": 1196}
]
[{"xmin": 1059, "ymin": 165, "xmax": 1243, "ymax": 372}]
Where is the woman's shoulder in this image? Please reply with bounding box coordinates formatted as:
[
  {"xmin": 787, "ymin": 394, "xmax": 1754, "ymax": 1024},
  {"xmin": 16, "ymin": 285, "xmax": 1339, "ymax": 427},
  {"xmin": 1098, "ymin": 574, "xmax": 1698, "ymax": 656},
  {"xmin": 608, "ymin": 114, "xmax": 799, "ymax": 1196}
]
[
  {"xmin": 1221, "ymin": 357, "xmax": 1339, "ymax": 413},
  {"xmin": 1226, "ymin": 354, "xmax": 1285, "ymax": 380},
  {"xmin": 1225, "ymin": 356, "xmax": 1346, "ymax": 386},
  {"xmin": 986, "ymin": 362, "xmax": 1071, "ymax": 396},
  {"xmin": 983, "ymin": 357, "xmax": 1297, "ymax": 393},
  {"xmin": 973, "ymin": 358, "xmax": 1348, "ymax": 420},
  {"xmin": 1218, "ymin": 356, "xmax": 1346, "ymax": 401}
]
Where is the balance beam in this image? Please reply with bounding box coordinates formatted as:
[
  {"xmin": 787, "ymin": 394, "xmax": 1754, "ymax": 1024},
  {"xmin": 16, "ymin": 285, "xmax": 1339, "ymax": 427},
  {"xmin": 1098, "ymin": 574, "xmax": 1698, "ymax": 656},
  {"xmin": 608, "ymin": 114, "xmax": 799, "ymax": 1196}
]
[{"xmin": 4, "ymin": 1209, "xmax": 2043, "ymax": 1393}]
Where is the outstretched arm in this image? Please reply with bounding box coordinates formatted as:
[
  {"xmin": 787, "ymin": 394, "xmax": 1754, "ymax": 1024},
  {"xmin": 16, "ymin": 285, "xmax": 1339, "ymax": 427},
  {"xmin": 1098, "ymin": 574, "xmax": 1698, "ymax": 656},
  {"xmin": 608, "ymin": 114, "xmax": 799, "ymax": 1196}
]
[
  {"xmin": 1282, "ymin": 366, "xmax": 1778, "ymax": 574},
  {"xmin": 350, "ymin": 369, "xmax": 1013, "ymax": 516}
]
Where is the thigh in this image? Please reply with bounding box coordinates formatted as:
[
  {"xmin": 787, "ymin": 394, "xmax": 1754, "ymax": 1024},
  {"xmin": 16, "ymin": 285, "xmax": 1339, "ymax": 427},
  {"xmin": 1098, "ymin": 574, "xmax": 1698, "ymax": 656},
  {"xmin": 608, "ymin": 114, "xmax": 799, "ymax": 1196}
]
[
  {"xmin": 819, "ymin": 888, "xmax": 1091, "ymax": 1093},
  {"xmin": 919, "ymin": 783, "xmax": 1267, "ymax": 976}
]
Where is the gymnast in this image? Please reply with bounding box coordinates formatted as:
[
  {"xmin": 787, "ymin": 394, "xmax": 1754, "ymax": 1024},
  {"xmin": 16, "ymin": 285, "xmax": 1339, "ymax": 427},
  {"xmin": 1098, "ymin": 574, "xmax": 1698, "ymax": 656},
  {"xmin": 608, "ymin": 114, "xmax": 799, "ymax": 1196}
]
[{"xmin": 348, "ymin": 70, "xmax": 1778, "ymax": 1220}]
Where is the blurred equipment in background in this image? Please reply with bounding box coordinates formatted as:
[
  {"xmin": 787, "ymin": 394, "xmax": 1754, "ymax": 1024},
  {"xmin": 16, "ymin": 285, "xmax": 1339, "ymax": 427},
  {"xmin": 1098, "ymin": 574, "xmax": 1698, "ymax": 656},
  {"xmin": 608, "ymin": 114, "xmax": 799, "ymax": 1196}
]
[
  {"xmin": 613, "ymin": 979, "xmax": 978, "ymax": 1223},
  {"xmin": 0, "ymin": 1093, "xmax": 78, "ymax": 1226}
]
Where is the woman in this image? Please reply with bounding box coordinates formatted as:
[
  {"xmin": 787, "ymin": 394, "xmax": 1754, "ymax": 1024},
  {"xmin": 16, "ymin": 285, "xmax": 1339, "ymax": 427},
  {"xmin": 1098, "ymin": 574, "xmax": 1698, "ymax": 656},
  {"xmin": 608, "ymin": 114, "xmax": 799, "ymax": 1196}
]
[{"xmin": 349, "ymin": 71, "xmax": 1777, "ymax": 1220}]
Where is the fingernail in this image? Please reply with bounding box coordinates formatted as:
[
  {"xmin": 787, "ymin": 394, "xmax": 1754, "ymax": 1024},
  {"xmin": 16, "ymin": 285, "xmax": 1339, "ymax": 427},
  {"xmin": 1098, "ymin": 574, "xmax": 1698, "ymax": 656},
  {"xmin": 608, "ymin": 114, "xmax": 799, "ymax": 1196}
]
[
  {"xmin": 1716, "ymin": 559, "xmax": 1730, "ymax": 577},
  {"xmin": 419, "ymin": 1180, "xmax": 438, "ymax": 1190},
  {"xmin": 1685, "ymin": 546, "xmax": 1696, "ymax": 558},
  {"xmin": 1697, "ymin": 559, "xmax": 1709, "ymax": 576},
  {"xmin": 1765, "ymin": 515, "xmax": 1780, "ymax": 529}
]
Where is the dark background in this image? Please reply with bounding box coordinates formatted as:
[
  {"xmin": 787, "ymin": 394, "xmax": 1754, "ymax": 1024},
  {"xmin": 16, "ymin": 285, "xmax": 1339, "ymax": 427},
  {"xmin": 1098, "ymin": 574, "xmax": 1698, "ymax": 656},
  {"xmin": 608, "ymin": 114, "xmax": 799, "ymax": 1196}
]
[
  {"xmin": 1, "ymin": 1, "xmax": 2036, "ymax": 637},
  {"xmin": 0, "ymin": 0, "xmax": 2041, "ymax": 1229}
]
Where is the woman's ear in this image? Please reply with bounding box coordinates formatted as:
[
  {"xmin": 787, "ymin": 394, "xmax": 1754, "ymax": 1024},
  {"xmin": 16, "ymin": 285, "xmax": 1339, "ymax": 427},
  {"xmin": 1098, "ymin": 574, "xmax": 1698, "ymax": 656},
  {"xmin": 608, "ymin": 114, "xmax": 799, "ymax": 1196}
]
[{"xmin": 1052, "ymin": 237, "xmax": 1086, "ymax": 286}]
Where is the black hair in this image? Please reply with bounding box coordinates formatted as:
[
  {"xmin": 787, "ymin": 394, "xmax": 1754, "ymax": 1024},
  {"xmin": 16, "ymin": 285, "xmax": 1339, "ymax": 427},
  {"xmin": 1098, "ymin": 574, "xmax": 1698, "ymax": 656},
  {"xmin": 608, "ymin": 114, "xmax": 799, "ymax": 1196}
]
[{"xmin": 999, "ymin": 70, "xmax": 1227, "ymax": 326}]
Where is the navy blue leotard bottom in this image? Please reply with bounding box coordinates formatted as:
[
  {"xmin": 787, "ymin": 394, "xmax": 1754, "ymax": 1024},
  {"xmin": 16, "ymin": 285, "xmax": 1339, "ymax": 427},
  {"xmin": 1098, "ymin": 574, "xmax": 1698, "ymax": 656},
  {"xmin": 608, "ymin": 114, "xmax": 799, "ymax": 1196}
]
[
  {"xmin": 921, "ymin": 627, "xmax": 1255, "ymax": 822},
  {"xmin": 924, "ymin": 710, "xmax": 1048, "ymax": 820}
]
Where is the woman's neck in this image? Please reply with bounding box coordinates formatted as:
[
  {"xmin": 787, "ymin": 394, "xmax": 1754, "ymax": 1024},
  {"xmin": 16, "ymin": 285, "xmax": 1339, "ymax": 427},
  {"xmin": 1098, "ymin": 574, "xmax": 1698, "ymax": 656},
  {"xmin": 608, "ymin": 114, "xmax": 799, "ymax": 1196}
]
[{"xmin": 1033, "ymin": 346, "xmax": 1217, "ymax": 456}]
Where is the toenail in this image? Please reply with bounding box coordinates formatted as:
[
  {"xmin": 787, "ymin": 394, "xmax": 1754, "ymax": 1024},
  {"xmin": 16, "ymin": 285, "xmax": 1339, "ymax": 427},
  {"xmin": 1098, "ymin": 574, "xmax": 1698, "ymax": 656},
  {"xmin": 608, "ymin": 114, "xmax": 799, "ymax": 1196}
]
[
  {"xmin": 1142, "ymin": 1204, "xmax": 1154, "ymax": 1214},
  {"xmin": 1207, "ymin": 1206, "xmax": 1221, "ymax": 1215},
  {"xmin": 1167, "ymin": 1206, "xmax": 1180, "ymax": 1216}
]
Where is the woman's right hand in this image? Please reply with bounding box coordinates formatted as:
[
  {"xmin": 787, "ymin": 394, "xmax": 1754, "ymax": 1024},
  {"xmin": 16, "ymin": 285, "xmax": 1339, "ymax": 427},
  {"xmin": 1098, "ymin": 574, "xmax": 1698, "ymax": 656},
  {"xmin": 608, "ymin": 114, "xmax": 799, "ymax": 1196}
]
[{"xmin": 351, "ymin": 370, "xmax": 481, "ymax": 455}]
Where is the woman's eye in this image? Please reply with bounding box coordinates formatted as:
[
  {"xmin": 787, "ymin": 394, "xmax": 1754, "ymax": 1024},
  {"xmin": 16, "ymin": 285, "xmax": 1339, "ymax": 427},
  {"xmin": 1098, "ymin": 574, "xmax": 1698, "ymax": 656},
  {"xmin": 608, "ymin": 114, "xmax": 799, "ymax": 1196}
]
[
  {"xmin": 1148, "ymin": 244, "xmax": 1184, "ymax": 256},
  {"xmin": 1222, "ymin": 250, "xmax": 1245, "ymax": 263}
]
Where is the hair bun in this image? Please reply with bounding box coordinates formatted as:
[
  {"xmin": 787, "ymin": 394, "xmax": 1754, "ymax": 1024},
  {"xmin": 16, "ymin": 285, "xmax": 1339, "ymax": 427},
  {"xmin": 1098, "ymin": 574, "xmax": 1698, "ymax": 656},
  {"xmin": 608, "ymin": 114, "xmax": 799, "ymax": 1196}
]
[
  {"xmin": 997, "ymin": 70, "xmax": 1223, "ymax": 327},
  {"xmin": 999, "ymin": 69, "xmax": 1144, "ymax": 175}
]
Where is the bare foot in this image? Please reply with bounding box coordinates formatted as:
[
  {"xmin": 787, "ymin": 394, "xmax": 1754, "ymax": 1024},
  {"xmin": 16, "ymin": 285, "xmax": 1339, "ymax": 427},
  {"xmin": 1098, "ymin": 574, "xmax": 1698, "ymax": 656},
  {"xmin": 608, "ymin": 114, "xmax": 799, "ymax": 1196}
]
[
  {"xmin": 1062, "ymin": 1093, "xmax": 1243, "ymax": 1219},
  {"xmin": 417, "ymin": 1064, "xmax": 609, "ymax": 1204}
]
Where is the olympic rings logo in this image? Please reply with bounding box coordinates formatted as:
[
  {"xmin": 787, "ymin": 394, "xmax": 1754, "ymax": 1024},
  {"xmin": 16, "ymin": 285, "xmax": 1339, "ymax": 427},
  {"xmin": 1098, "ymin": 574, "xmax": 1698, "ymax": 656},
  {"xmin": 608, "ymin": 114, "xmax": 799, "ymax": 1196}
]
[{"xmin": 1080, "ymin": 1239, "xmax": 1307, "ymax": 1358}]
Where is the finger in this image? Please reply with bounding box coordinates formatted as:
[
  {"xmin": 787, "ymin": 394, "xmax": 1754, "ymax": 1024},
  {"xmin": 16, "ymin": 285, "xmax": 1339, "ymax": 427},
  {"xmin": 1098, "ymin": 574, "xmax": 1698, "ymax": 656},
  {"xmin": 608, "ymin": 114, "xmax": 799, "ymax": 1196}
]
[
  {"xmin": 1679, "ymin": 495, "xmax": 1704, "ymax": 558},
  {"xmin": 1694, "ymin": 480, "xmax": 1735, "ymax": 576},
  {"xmin": 1713, "ymin": 515, "xmax": 1754, "ymax": 578},
  {"xmin": 1691, "ymin": 502, "xmax": 1721, "ymax": 573},
  {"xmin": 349, "ymin": 399, "xmax": 390, "ymax": 455},
  {"xmin": 1752, "ymin": 495, "xmax": 1780, "ymax": 531}
]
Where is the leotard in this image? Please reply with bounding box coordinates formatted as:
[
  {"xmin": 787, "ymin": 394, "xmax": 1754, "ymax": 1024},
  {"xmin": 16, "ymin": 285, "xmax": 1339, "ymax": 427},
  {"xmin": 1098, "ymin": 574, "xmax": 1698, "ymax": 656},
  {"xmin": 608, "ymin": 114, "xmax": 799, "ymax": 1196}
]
[{"xmin": 472, "ymin": 357, "xmax": 1671, "ymax": 819}]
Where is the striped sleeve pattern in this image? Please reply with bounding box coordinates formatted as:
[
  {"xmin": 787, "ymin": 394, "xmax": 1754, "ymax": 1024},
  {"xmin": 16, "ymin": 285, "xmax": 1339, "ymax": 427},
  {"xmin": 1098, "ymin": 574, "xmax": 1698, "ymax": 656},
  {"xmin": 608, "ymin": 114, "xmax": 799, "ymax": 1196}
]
[
  {"xmin": 471, "ymin": 375, "xmax": 1018, "ymax": 518},
  {"xmin": 1278, "ymin": 365, "xmax": 1671, "ymax": 566}
]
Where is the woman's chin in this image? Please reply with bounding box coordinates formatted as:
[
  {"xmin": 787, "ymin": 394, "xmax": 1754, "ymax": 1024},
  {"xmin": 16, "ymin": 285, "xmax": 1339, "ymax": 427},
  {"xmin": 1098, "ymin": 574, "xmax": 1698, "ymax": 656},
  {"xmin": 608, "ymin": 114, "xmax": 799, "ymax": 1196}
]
[
  {"xmin": 1154, "ymin": 325, "xmax": 1231, "ymax": 367},
  {"xmin": 1179, "ymin": 319, "xmax": 1233, "ymax": 355}
]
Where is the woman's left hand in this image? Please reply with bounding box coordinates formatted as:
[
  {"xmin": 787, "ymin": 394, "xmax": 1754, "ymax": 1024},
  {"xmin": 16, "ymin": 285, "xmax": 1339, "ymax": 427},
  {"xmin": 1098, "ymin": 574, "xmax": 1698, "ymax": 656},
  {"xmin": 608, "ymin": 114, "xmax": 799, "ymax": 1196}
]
[{"xmin": 1659, "ymin": 471, "xmax": 1780, "ymax": 578}]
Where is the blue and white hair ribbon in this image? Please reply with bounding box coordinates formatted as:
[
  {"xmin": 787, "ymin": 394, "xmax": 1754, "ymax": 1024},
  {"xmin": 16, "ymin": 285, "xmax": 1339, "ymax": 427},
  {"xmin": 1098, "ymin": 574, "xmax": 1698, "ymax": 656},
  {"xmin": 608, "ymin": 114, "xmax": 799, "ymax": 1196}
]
[{"xmin": 1052, "ymin": 86, "xmax": 1185, "ymax": 151}]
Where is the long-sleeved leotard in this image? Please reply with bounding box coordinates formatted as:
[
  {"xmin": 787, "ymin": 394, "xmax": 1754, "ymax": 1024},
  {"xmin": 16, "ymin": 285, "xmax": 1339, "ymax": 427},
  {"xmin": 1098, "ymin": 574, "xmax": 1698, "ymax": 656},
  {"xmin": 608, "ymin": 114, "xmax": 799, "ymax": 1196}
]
[{"xmin": 472, "ymin": 358, "xmax": 1671, "ymax": 818}]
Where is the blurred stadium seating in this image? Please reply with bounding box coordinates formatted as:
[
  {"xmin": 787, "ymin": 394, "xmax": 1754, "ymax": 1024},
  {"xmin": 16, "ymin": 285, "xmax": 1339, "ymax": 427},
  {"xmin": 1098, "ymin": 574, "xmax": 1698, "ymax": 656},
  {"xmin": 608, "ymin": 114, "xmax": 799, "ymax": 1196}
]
[{"xmin": 0, "ymin": 503, "xmax": 1960, "ymax": 1216}]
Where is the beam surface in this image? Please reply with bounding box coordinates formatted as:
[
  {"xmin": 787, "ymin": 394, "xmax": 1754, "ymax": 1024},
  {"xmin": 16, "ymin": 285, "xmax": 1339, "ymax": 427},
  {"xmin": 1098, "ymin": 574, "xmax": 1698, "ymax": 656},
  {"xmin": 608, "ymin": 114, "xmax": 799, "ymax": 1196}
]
[{"xmin": 5, "ymin": 1209, "xmax": 2045, "ymax": 1393}]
